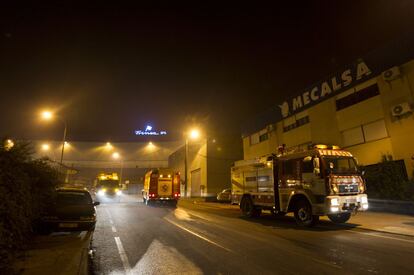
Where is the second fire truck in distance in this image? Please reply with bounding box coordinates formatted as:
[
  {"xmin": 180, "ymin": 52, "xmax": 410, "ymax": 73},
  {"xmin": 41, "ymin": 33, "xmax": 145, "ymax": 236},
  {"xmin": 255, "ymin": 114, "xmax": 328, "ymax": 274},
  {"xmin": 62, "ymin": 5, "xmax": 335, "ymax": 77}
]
[
  {"xmin": 231, "ymin": 145, "xmax": 369, "ymax": 227},
  {"xmin": 142, "ymin": 168, "xmax": 180, "ymax": 206},
  {"xmin": 95, "ymin": 172, "xmax": 122, "ymax": 197}
]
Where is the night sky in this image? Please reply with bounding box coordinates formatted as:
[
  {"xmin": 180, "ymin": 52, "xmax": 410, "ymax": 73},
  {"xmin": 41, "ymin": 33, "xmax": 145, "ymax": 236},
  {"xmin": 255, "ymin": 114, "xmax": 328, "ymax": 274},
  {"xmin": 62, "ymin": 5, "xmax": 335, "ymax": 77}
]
[{"xmin": 1, "ymin": 2, "xmax": 413, "ymax": 142}]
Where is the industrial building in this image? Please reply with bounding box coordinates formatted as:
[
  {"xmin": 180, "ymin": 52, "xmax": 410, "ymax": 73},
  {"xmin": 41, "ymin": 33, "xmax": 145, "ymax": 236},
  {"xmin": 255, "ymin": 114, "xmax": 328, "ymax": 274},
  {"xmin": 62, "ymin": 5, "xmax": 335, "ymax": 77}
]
[
  {"xmin": 168, "ymin": 136, "xmax": 242, "ymax": 197},
  {"xmin": 242, "ymin": 35, "xmax": 414, "ymax": 178}
]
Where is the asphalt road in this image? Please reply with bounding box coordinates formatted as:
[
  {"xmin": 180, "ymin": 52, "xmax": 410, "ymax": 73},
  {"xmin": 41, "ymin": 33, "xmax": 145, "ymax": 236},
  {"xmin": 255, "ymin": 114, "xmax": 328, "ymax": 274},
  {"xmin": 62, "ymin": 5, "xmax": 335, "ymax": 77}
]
[{"xmin": 91, "ymin": 195, "xmax": 414, "ymax": 275}]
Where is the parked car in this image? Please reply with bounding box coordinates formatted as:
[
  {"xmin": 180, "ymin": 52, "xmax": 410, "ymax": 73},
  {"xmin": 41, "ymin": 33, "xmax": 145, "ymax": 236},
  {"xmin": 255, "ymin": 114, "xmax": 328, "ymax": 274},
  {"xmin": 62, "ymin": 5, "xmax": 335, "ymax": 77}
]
[
  {"xmin": 217, "ymin": 188, "xmax": 232, "ymax": 202},
  {"xmin": 40, "ymin": 188, "xmax": 99, "ymax": 232}
]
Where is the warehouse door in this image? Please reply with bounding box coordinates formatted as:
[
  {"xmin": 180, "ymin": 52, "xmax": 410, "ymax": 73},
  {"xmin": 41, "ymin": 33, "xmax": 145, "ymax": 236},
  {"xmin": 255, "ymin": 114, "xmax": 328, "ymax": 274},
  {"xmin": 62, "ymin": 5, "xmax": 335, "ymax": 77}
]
[{"xmin": 190, "ymin": 169, "xmax": 202, "ymax": 197}]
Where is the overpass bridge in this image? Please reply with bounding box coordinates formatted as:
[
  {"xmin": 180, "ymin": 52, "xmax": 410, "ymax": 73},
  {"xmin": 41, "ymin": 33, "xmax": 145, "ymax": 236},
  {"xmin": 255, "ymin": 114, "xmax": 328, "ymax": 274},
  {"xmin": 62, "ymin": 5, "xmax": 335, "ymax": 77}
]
[{"xmin": 31, "ymin": 140, "xmax": 183, "ymax": 187}]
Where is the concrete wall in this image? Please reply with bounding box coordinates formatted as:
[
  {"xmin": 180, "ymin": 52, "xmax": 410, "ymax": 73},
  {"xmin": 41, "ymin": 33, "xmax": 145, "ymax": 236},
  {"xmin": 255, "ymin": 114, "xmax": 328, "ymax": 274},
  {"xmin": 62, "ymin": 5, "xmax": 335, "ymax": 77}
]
[{"xmin": 168, "ymin": 136, "xmax": 243, "ymax": 197}]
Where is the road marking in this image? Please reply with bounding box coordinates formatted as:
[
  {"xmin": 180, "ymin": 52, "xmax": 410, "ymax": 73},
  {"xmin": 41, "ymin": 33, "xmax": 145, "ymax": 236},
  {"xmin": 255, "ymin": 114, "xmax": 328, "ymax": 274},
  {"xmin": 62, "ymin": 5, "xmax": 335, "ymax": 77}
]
[
  {"xmin": 114, "ymin": 236, "xmax": 132, "ymax": 274},
  {"xmin": 112, "ymin": 226, "xmax": 117, "ymax": 233},
  {"xmin": 164, "ymin": 217, "xmax": 233, "ymax": 253},
  {"xmin": 109, "ymin": 219, "xmax": 114, "ymax": 225},
  {"xmin": 349, "ymin": 230, "xmax": 414, "ymax": 244}
]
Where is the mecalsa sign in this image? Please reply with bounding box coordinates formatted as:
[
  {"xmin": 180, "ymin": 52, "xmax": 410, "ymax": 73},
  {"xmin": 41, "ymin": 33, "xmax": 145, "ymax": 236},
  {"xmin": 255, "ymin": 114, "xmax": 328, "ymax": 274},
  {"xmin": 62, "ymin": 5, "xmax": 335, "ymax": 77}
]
[
  {"xmin": 135, "ymin": 125, "xmax": 167, "ymax": 136},
  {"xmin": 278, "ymin": 60, "xmax": 372, "ymax": 118}
]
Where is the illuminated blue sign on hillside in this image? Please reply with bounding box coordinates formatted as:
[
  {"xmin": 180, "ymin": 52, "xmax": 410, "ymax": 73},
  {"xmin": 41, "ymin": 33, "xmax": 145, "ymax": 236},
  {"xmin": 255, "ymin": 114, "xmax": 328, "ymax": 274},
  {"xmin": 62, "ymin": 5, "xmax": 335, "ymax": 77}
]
[{"xmin": 135, "ymin": 125, "xmax": 167, "ymax": 136}]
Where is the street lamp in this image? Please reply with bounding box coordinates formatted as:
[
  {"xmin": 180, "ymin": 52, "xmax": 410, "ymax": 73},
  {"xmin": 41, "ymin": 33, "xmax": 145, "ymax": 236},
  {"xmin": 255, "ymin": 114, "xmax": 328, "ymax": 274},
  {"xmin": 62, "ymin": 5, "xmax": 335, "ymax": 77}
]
[
  {"xmin": 184, "ymin": 128, "xmax": 201, "ymax": 197},
  {"xmin": 40, "ymin": 110, "xmax": 67, "ymax": 165},
  {"xmin": 41, "ymin": 143, "xmax": 50, "ymax": 151},
  {"xmin": 112, "ymin": 152, "xmax": 123, "ymax": 185},
  {"xmin": 5, "ymin": 139, "xmax": 14, "ymax": 150}
]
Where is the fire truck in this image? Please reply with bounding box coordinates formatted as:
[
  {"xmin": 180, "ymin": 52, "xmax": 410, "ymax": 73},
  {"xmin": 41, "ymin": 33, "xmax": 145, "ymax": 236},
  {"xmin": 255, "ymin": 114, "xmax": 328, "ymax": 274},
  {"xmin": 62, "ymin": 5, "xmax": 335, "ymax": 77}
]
[
  {"xmin": 231, "ymin": 145, "xmax": 368, "ymax": 227},
  {"xmin": 95, "ymin": 173, "xmax": 122, "ymax": 197},
  {"xmin": 142, "ymin": 168, "xmax": 180, "ymax": 206}
]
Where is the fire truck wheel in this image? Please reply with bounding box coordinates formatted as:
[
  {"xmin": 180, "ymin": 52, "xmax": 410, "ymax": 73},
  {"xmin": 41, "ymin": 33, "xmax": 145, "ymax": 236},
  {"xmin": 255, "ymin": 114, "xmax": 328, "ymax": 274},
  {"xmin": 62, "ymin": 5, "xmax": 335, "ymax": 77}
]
[
  {"xmin": 294, "ymin": 200, "xmax": 319, "ymax": 227},
  {"xmin": 241, "ymin": 197, "xmax": 261, "ymax": 218},
  {"xmin": 327, "ymin": 213, "xmax": 351, "ymax": 224}
]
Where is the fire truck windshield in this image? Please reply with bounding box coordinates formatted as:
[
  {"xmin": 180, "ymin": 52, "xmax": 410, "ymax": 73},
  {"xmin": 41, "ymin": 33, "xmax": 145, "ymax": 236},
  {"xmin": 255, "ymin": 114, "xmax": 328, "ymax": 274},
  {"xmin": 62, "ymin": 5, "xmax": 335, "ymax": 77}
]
[
  {"xmin": 97, "ymin": 180, "xmax": 119, "ymax": 189},
  {"xmin": 322, "ymin": 156, "xmax": 358, "ymax": 174}
]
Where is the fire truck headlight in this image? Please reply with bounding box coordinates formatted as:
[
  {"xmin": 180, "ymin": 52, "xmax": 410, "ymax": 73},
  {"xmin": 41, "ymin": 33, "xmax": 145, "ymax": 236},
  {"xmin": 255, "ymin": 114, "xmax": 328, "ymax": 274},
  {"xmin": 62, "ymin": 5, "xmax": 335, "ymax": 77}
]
[
  {"xmin": 116, "ymin": 190, "xmax": 122, "ymax": 196},
  {"xmin": 98, "ymin": 189, "xmax": 106, "ymax": 196},
  {"xmin": 361, "ymin": 196, "xmax": 368, "ymax": 204},
  {"xmin": 330, "ymin": 198, "xmax": 340, "ymax": 206},
  {"xmin": 330, "ymin": 207, "xmax": 339, "ymax": 212}
]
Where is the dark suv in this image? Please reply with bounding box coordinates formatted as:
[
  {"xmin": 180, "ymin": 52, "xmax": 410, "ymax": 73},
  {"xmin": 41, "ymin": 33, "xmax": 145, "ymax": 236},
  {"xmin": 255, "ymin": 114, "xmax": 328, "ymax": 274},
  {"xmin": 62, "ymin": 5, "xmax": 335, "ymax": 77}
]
[{"xmin": 41, "ymin": 188, "xmax": 99, "ymax": 232}]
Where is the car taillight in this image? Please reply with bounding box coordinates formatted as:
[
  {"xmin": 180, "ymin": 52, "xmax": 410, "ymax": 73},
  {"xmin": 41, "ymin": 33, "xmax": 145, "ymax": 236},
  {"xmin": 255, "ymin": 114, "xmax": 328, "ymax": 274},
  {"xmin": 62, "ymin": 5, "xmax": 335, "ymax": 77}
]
[
  {"xmin": 149, "ymin": 193, "xmax": 156, "ymax": 198},
  {"xmin": 174, "ymin": 193, "xmax": 180, "ymax": 198}
]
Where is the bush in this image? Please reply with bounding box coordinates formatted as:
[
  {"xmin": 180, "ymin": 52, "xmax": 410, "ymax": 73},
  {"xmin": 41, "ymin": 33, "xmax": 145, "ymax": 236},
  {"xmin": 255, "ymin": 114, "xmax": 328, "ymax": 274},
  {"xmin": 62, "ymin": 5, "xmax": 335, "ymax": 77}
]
[
  {"xmin": 363, "ymin": 155, "xmax": 414, "ymax": 200},
  {"xmin": 0, "ymin": 139, "xmax": 59, "ymax": 271}
]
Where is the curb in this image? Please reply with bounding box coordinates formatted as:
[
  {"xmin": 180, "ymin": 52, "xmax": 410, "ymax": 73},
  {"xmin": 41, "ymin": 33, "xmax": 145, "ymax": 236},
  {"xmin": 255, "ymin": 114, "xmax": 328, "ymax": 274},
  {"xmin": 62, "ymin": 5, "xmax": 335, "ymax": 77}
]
[
  {"xmin": 368, "ymin": 198, "xmax": 414, "ymax": 215},
  {"xmin": 78, "ymin": 231, "xmax": 93, "ymax": 275}
]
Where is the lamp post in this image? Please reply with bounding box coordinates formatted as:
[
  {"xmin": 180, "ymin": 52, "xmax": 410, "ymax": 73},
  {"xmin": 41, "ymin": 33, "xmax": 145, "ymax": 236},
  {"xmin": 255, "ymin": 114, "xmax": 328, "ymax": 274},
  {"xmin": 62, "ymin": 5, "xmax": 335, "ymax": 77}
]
[
  {"xmin": 112, "ymin": 152, "xmax": 123, "ymax": 186},
  {"xmin": 184, "ymin": 129, "xmax": 200, "ymax": 197},
  {"xmin": 41, "ymin": 110, "xmax": 68, "ymax": 166}
]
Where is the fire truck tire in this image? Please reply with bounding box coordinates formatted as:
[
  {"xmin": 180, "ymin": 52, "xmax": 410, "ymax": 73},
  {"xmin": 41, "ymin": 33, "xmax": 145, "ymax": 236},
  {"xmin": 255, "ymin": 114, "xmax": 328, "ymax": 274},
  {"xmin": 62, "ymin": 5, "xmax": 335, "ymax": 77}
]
[
  {"xmin": 327, "ymin": 213, "xmax": 351, "ymax": 224},
  {"xmin": 241, "ymin": 197, "xmax": 261, "ymax": 218},
  {"xmin": 294, "ymin": 200, "xmax": 319, "ymax": 227}
]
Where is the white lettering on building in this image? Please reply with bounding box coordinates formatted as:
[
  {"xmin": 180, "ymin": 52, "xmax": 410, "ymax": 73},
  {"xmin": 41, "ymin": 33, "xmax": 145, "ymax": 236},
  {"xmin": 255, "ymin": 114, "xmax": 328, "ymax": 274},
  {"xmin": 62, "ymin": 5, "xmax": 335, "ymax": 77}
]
[{"xmin": 278, "ymin": 61, "xmax": 372, "ymax": 118}]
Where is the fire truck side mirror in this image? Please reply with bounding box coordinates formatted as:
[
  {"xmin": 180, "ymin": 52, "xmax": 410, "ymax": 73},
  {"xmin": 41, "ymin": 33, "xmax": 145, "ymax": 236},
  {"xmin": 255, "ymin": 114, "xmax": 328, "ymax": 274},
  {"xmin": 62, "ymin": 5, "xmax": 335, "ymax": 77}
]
[{"xmin": 313, "ymin": 157, "xmax": 320, "ymax": 176}]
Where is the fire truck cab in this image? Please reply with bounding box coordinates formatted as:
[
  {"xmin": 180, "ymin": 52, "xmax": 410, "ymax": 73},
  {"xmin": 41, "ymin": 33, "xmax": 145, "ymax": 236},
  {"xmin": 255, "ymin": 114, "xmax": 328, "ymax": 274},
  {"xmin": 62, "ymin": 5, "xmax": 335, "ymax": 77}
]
[
  {"xmin": 142, "ymin": 168, "xmax": 180, "ymax": 206},
  {"xmin": 231, "ymin": 145, "xmax": 368, "ymax": 227}
]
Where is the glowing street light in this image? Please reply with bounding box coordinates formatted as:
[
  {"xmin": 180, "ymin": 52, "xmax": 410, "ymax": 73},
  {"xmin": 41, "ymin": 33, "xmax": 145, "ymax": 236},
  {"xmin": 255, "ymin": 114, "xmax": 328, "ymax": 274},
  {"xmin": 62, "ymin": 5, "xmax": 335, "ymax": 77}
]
[
  {"xmin": 39, "ymin": 109, "xmax": 67, "ymax": 165},
  {"xmin": 190, "ymin": 129, "xmax": 200, "ymax": 140},
  {"xmin": 41, "ymin": 110, "xmax": 53, "ymax": 120},
  {"xmin": 105, "ymin": 142, "xmax": 113, "ymax": 150},
  {"xmin": 42, "ymin": 143, "xmax": 50, "ymax": 151},
  {"xmin": 4, "ymin": 139, "xmax": 14, "ymax": 150},
  {"xmin": 112, "ymin": 152, "xmax": 120, "ymax": 159}
]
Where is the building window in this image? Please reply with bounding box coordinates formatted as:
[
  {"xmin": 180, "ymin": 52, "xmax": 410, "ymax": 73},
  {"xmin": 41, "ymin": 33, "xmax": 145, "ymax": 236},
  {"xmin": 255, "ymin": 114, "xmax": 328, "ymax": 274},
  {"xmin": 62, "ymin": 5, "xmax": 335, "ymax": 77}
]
[
  {"xmin": 250, "ymin": 133, "xmax": 260, "ymax": 145},
  {"xmin": 363, "ymin": 120, "xmax": 388, "ymax": 142},
  {"xmin": 259, "ymin": 133, "xmax": 268, "ymax": 142},
  {"xmin": 283, "ymin": 116, "xmax": 310, "ymax": 132},
  {"xmin": 245, "ymin": 176, "xmax": 257, "ymax": 182},
  {"xmin": 336, "ymin": 84, "xmax": 380, "ymax": 111},
  {"xmin": 341, "ymin": 126, "xmax": 364, "ymax": 147},
  {"xmin": 341, "ymin": 119, "xmax": 388, "ymax": 147}
]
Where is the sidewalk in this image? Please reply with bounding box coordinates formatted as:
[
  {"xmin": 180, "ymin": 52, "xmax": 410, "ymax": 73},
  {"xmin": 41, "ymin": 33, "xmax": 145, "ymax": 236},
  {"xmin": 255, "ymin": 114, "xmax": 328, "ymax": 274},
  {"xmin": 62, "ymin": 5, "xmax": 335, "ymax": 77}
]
[
  {"xmin": 324, "ymin": 212, "xmax": 414, "ymax": 237},
  {"xmin": 14, "ymin": 231, "xmax": 92, "ymax": 275},
  {"xmin": 182, "ymin": 200, "xmax": 414, "ymax": 237}
]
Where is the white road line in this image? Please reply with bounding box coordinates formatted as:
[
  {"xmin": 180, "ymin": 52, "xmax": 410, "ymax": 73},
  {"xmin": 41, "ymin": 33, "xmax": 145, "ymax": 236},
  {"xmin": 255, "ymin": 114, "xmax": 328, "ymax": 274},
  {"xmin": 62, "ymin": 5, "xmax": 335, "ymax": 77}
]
[
  {"xmin": 109, "ymin": 219, "xmax": 114, "ymax": 225},
  {"xmin": 164, "ymin": 217, "xmax": 233, "ymax": 253},
  {"xmin": 112, "ymin": 226, "xmax": 117, "ymax": 233},
  {"xmin": 114, "ymin": 236, "xmax": 132, "ymax": 274},
  {"xmin": 349, "ymin": 230, "xmax": 414, "ymax": 244}
]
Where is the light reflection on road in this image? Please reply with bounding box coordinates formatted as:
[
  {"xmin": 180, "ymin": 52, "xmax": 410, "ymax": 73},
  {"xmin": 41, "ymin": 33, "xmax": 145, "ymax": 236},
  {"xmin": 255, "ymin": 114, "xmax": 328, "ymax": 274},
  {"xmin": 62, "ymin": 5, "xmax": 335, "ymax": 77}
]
[{"xmin": 129, "ymin": 239, "xmax": 203, "ymax": 275}]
